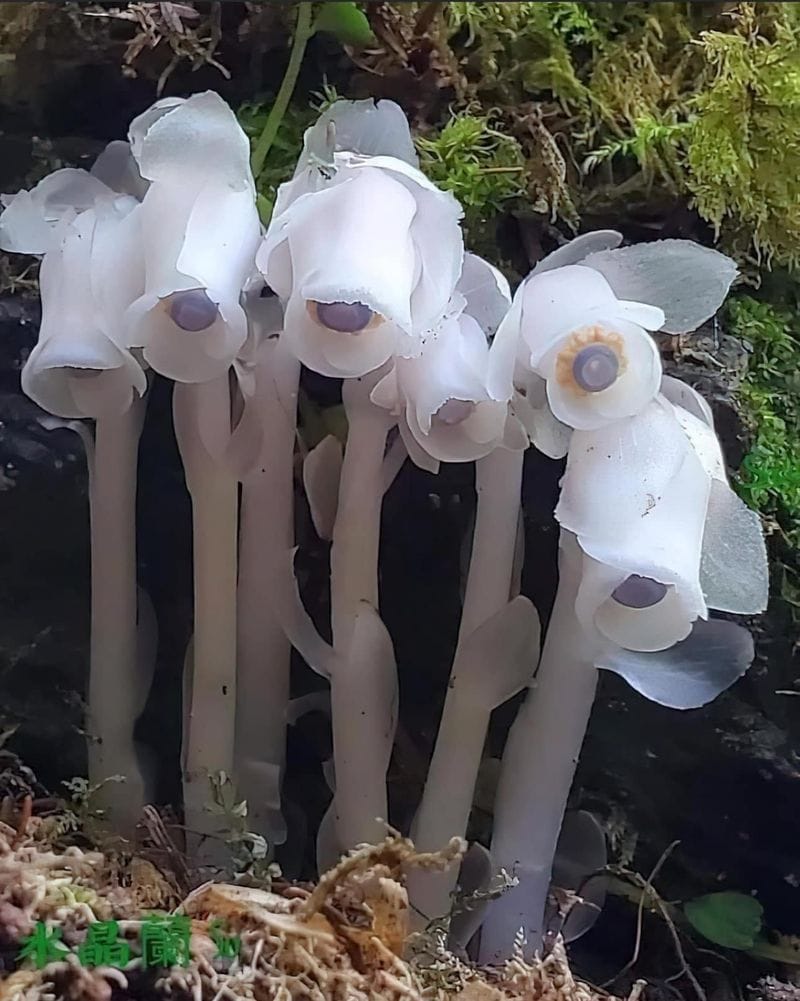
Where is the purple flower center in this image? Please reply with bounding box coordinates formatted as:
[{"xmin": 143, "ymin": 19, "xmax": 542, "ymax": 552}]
[
  {"xmin": 169, "ymin": 290, "xmax": 219, "ymax": 332},
  {"xmin": 434, "ymin": 399, "xmax": 476, "ymax": 426},
  {"xmin": 612, "ymin": 575, "xmax": 668, "ymax": 609},
  {"xmin": 314, "ymin": 301, "xmax": 374, "ymax": 334},
  {"xmin": 572, "ymin": 343, "xmax": 619, "ymax": 393}
]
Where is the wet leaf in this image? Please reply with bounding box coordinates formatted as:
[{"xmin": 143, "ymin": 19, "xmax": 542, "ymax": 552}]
[
  {"xmin": 684, "ymin": 891, "xmax": 764, "ymax": 949},
  {"xmin": 314, "ymin": 2, "xmax": 374, "ymax": 47}
]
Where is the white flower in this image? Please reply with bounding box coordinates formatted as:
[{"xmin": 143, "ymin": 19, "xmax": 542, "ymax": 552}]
[
  {"xmin": 552, "ymin": 377, "xmax": 767, "ymax": 707},
  {"xmin": 0, "ymin": 144, "xmax": 147, "ymax": 419},
  {"xmin": 22, "ymin": 201, "xmax": 147, "ymax": 419},
  {"xmin": 370, "ymin": 255, "xmax": 525, "ymax": 468},
  {"xmin": 124, "ymin": 91, "xmax": 262, "ymax": 383},
  {"xmin": 257, "ymin": 102, "xmax": 464, "ymax": 379},
  {"xmin": 495, "ymin": 234, "xmax": 739, "ymax": 435}
]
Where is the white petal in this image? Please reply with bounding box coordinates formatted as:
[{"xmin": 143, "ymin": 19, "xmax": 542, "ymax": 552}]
[
  {"xmin": 350, "ymin": 155, "xmax": 464, "ymax": 331},
  {"xmin": 298, "ymin": 98, "xmax": 418, "ymax": 170},
  {"xmin": 660, "ymin": 375, "xmax": 714, "ymax": 427},
  {"xmin": 405, "ymin": 399, "xmax": 512, "ymax": 463},
  {"xmin": 128, "ymin": 95, "xmax": 186, "ymax": 161},
  {"xmin": 700, "ymin": 479, "xmax": 769, "ymax": 614},
  {"xmin": 398, "ymin": 418, "xmax": 440, "ymax": 473},
  {"xmin": 303, "ymin": 435, "xmax": 343, "ymax": 541},
  {"xmin": 132, "ymin": 91, "xmax": 252, "ymax": 190},
  {"xmin": 486, "ymin": 288, "xmax": 524, "ymax": 402},
  {"xmin": 126, "ymin": 181, "xmax": 259, "ymax": 381},
  {"xmin": 532, "ymin": 231, "xmax": 623, "ymax": 274},
  {"xmin": 517, "ymin": 266, "xmax": 620, "ymax": 363},
  {"xmin": 91, "ymin": 140, "xmax": 149, "ymax": 199},
  {"xmin": 597, "ymin": 618, "xmax": 754, "ymax": 709},
  {"xmin": 0, "ymin": 168, "xmax": 112, "ymax": 254},
  {"xmin": 511, "ymin": 373, "xmax": 571, "ymax": 459},
  {"xmin": 582, "ymin": 240, "xmax": 738, "ymax": 335},
  {"xmin": 556, "ymin": 400, "xmax": 688, "ymax": 538},
  {"xmin": 457, "ymin": 253, "xmax": 511, "ymax": 338},
  {"xmin": 22, "ymin": 210, "xmax": 145, "ymax": 418},
  {"xmin": 278, "ymin": 170, "xmax": 418, "ymax": 331},
  {"xmin": 669, "ymin": 400, "xmax": 726, "ymax": 480},
  {"xmin": 541, "ymin": 319, "xmax": 662, "ymax": 430},
  {"xmin": 282, "ymin": 293, "xmax": 397, "ymax": 378}
]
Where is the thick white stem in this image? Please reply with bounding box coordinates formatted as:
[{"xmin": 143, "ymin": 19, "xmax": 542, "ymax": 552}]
[
  {"xmin": 174, "ymin": 376, "xmax": 238, "ymax": 861},
  {"xmin": 408, "ymin": 448, "xmax": 524, "ymax": 921},
  {"xmin": 329, "ymin": 374, "xmax": 394, "ymax": 851},
  {"xmin": 479, "ymin": 552, "xmax": 598, "ymax": 963},
  {"xmin": 86, "ymin": 397, "xmax": 148, "ymax": 837},
  {"xmin": 236, "ymin": 337, "xmax": 300, "ymax": 845}
]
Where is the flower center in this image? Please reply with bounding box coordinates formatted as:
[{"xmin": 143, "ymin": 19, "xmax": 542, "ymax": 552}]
[
  {"xmin": 572, "ymin": 343, "xmax": 619, "ymax": 393},
  {"xmin": 169, "ymin": 290, "xmax": 219, "ymax": 332},
  {"xmin": 433, "ymin": 399, "xmax": 476, "ymax": 426},
  {"xmin": 611, "ymin": 575, "xmax": 668, "ymax": 609},
  {"xmin": 314, "ymin": 301, "xmax": 374, "ymax": 334}
]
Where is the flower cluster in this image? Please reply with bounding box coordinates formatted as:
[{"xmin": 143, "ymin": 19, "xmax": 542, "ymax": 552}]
[{"xmin": 0, "ymin": 90, "xmax": 770, "ymax": 954}]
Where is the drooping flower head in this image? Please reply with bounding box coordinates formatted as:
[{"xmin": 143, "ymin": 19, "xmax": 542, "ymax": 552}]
[
  {"xmin": 371, "ymin": 254, "xmax": 525, "ymax": 469},
  {"xmin": 555, "ymin": 376, "xmax": 768, "ymax": 708},
  {"xmin": 0, "ymin": 148, "xmax": 147, "ymax": 419},
  {"xmin": 125, "ymin": 92, "xmax": 262, "ymax": 383},
  {"xmin": 257, "ymin": 100, "xmax": 464, "ymax": 378}
]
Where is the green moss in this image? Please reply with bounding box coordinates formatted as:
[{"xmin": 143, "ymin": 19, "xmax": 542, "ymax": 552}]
[
  {"xmin": 686, "ymin": 5, "xmax": 800, "ymax": 268},
  {"xmin": 416, "ymin": 113, "xmax": 527, "ymax": 252},
  {"xmin": 726, "ymin": 295, "xmax": 800, "ymax": 544}
]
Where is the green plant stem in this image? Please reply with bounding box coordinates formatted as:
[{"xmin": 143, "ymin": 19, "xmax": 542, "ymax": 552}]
[{"xmin": 251, "ymin": 2, "xmax": 314, "ymax": 180}]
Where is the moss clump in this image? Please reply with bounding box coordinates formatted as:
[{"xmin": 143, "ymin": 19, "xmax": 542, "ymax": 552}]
[
  {"xmin": 727, "ymin": 295, "xmax": 800, "ymax": 546},
  {"xmin": 687, "ymin": 5, "xmax": 800, "ymax": 268},
  {"xmin": 416, "ymin": 112, "xmax": 527, "ymax": 253}
]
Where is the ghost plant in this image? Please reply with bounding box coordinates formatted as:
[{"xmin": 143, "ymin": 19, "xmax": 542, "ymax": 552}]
[
  {"xmin": 122, "ymin": 92, "xmax": 262, "ymax": 857},
  {"xmin": 258, "ymin": 99, "xmax": 465, "ymax": 857},
  {"xmin": 0, "ymin": 151, "xmax": 152, "ymax": 835},
  {"xmin": 479, "ymin": 237, "xmax": 767, "ymax": 962}
]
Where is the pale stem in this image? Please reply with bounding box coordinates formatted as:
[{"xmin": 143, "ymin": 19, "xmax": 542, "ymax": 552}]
[
  {"xmin": 236, "ymin": 336, "xmax": 300, "ymax": 845},
  {"xmin": 86, "ymin": 396, "xmax": 149, "ymax": 837},
  {"xmin": 329, "ymin": 374, "xmax": 394, "ymax": 850},
  {"xmin": 174, "ymin": 376, "xmax": 239, "ymax": 863},
  {"xmin": 479, "ymin": 552, "xmax": 598, "ymax": 963},
  {"xmin": 408, "ymin": 447, "xmax": 525, "ymax": 921}
]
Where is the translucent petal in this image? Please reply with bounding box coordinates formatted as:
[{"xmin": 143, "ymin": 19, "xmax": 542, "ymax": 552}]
[
  {"xmin": 532, "ymin": 231, "xmax": 623, "ymax": 274},
  {"xmin": 352, "ymin": 156, "xmax": 464, "ymax": 332},
  {"xmin": 298, "ymin": 98, "xmax": 418, "ymax": 170},
  {"xmin": 274, "ymin": 170, "xmax": 418, "ymax": 332},
  {"xmin": 0, "ymin": 168, "xmax": 112, "ymax": 254},
  {"xmin": 282, "ymin": 293, "xmax": 397, "ymax": 378},
  {"xmin": 405, "ymin": 399, "xmax": 513, "ymax": 463},
  {"xmin": 398, "ymin": 418, "xmax": 440, "ymax": 473},
  {"xmin": 511, "ymin": 381, "xmax": 571, "ymax": 459},
  {"xmin": 21, "ymin": 209, "xmax": 145, "ymax": 418},
  {"xmin": 597, "ymin": 618, "xmax": 755, "ymax": 709},
  {"xmin": 660, "ymin": 374, "xmax": 714, "ymax": 427},
  {"xmin": 128, "ymin": 95, "xmax": 185, "ymax": 161},
  {"xmin": 91, "ymin": 140, "xmax": 149, "ymax": 200},
  {"xmin": 542, "ymin": 318, "xmax": 662, "ymax": 430},
  {"xmin": 126, "ymin": 179, "xmax": 259, "ymax": 381},
  {"xmin": 572, "ymin": 446, "xmax": 711, "ymax": 651},
  {"xmin": 669, "ymin": 400, "xmax": 726, "ymax": 480},
  {"xmin": 556, "ymin": 399, "xmax": 688, "ymax": 538},
  {"xmin": 457, "ymin": 253, "xmax": 512, "ymax": 338},
  {"xmin": 582, "ymin": 240, "xmax": 738, "ymax": 335},
  {"xmin": 700, "ymin": 479, "xmax": 769, "ymax": 614},
  {"xmin": 132, "ymin": 91, "xmax": 253, "ymax": 190}
]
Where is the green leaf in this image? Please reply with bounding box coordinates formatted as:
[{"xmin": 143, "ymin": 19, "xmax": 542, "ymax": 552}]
[
  {"xmin": 684, "ymin": 892, "xmax": 764, "ymax": 950},
  {"xmin": 314, "ymin": 2, "xmax": 374, "ymax": 47}
]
